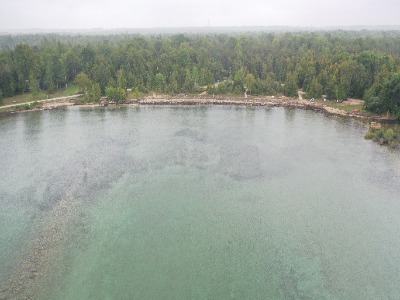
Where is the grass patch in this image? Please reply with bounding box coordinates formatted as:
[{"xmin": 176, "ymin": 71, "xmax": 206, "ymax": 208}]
[
  {"xmin": 311, "ymin": 99, "xmax": 369, "ymax": 113},
  {"xmin": 0, "ymin": 107, "xmax": 10, "ymax": 113},
  {"xmin": 0, "ymin": 101, "xmax": 42, "ymax": 113},
  {"xmin": 1, "ymin": 85, "xmax": 79, "ymax": 106},
  {"xmin": 323, "ymin": 102, "xmax": 364, "ymax": 112}
]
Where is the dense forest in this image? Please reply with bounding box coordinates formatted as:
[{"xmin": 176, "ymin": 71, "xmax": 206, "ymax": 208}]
[{"xmin": 1, "ymin": 31, "xmax": 400, "ymax": 116}]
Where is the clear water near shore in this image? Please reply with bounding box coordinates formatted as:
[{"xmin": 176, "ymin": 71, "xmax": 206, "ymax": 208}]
[{"xmin": 1, "ymin": 106, "xmax": 400, "ymax": 299}]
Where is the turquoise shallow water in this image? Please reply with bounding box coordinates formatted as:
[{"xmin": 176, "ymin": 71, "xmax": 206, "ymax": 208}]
[{"xmin": 1, "ymin": 106, "xmax": 400, "ymax": 299}]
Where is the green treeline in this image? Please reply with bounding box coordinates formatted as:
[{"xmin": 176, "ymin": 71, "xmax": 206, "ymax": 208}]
[{"xmin": 1, "ymin": 32, "xmax": 400, "ymax": 114}]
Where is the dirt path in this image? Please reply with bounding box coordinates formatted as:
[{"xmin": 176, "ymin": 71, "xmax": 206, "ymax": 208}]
[
  {"xmin": 1, "ymin": 95, "xmax": 81, "ymax": 109},
  {"xmin": 298, "ymin": 90, "xmax": 305, "ymax": 101}
]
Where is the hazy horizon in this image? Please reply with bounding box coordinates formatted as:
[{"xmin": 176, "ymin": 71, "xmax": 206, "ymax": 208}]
[{"xmin": 1, "ymin": 0, "xmax": 399, "ymax": 30}]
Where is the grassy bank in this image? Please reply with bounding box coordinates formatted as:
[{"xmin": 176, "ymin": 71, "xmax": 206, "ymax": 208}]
[
  {"xmin": 324, "ymin": 102, "xmax": 364, "ymax": 112},
  {"xmin": 1, "ymin": 85, "xmax": 79, "ymax": 106},
  {"xmin": 0, "ymin": 101, "xmax": 42, "ymax": 113}
]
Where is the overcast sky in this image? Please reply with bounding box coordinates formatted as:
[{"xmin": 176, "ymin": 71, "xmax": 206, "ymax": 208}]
[{"xmin": 0, "ymin": 0, "xmax": 399, "ymax": 29}]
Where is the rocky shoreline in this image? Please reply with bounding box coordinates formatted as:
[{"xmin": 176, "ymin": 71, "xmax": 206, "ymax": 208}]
[
  {"xmin": 134, "ymin": 96, "xmax": 395, "ymax": 123},
  {"xmin": 1, "ymin": 95, "xmax": 396, "ymax": 124}
]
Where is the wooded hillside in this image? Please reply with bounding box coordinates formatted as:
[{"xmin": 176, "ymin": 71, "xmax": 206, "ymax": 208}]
[{"xmin": 1, "ymin": 31, "xmax": 400, "ymax": 115}]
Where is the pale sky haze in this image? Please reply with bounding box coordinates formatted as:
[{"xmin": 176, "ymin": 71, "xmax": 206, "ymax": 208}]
[{"xmin": 0, "ymin": 0, "xmax": 398, "ymax": 30}]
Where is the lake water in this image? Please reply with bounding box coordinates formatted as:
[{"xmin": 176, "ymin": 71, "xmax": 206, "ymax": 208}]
[{"xmin": 1, "ymin": 106, "xmax": 400, "ymax": 300}]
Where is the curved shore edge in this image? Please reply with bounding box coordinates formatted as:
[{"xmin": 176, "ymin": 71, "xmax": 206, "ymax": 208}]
[
  {"xmin": 1, "ymin": 95, "xmax": 397, "ymax": 123},
  {"xmin": 135, "ymin": 96, "xmax": 395, "ymax": 123}
]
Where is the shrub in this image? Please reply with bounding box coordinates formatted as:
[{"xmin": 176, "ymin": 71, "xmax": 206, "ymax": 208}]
[
  {"xmin": 364, "ymin": 131, "xmax": 375, "ymax": 139},
  {"xmin": 106, "ymin": 86, "xmax": 127, "ymax": 103},
  {"xmin": 384, "ymin": 128, "xmax": 395, "ymax": 141},
  {"xmin": 388, "ymin": 140, "xmax": 399, "ymax": 148},
  {"xmin": 374, "ymin": 129, "xmax": 384, "ymax": 139}
]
